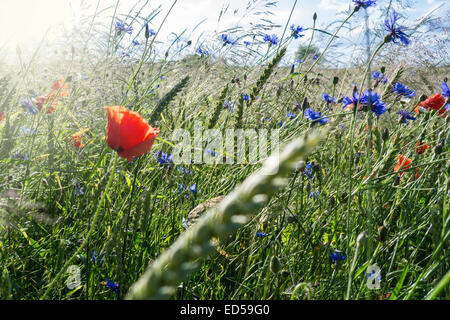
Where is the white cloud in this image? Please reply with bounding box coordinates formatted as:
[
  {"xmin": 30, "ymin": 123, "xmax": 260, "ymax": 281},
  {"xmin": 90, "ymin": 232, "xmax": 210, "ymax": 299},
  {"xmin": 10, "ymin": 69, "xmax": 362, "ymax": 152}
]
[{"xmin": 319, "ymin": 0, "xmax": 349, "ymax": 12}]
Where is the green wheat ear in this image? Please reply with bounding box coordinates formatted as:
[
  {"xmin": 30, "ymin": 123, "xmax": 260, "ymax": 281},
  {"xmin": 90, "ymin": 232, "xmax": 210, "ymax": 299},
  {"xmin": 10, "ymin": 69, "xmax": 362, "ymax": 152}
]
[
  {"xmin": 149, "ymin": 76, "xmax": 190, "ymax": 125},
  {"xmin": 235, "ymin": 47, "xmax": 286, "ymax": 128},
  {"xmin": 125, "ymin": 127, "xmax": 328, "ymax": 300}
]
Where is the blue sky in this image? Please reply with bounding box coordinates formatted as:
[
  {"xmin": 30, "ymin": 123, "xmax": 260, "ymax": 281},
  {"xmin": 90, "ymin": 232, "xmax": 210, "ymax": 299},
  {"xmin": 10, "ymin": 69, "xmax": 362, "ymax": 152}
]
[{"xmin": 0, "ymin": 0, "xmax": 448, "ymax": 64}]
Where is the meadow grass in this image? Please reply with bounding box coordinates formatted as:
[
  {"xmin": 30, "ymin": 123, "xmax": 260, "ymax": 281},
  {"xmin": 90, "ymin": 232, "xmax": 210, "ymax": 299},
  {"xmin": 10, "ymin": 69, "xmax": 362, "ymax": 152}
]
[{"xmin": 0, "ymin": 0, "xmax": 449, "ymax": 300}]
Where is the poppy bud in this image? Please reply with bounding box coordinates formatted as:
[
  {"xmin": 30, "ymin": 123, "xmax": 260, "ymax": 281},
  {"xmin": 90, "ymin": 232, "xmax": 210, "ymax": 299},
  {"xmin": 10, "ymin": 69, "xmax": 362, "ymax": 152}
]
[
  {"xmin": 434, "ymin": 143, "xmax": 443, "ymax": 154},
  {"xmin": 290, "ymin": 64, "xmax": 295, "ymax": 74},
  {"xmin": 418, "ymin": 94, "xmax": 427, "ymax": 103},
  {"xmin": 187, "ymin": 40, "xmax": 192, "ymax": 46},
  {"xmin": 165, "ymin": 50, "xmax": 169, "ymax": 58},
  {"xmin": 382, "ymin": 128, "xmax": 389, "ymax": 141},
  {"xmin": 270, "ymin": 256, "xmax": 282, "ymax": 274},
  {"xmin": 333, "ymin": 76, "xmax": 339, "ymax": 85},
  {"xmin": 281, "ymin": 270, "xmax": 290, "ymax": 278},
  {"xmin": 306, "ymin": 182, "xmax": 311, "ymax": 193},
  {"xmin": 393, "ymin": 175, "xmax": 400, "ymax": 186},
  {"xmin": 145, "ymin": 23, "xmax": 150, "ymax": 38},
  {"xmin": 380, "ymin": 66, "xmax": 386, "ymax": 74},
  {"xmin": 313, "ymin": 12, "xmax": 317, "ymax": 21},
  {"xmin": 378, "ymin": 225, "xmax": 388, "ymax": 242},
  {"xmin": 301, "ymin": 96, "xmax": 309, "ymax": 110},
  {"xmin": 312, "ymin": 163, "xmax": 321, "ymax": 174}
]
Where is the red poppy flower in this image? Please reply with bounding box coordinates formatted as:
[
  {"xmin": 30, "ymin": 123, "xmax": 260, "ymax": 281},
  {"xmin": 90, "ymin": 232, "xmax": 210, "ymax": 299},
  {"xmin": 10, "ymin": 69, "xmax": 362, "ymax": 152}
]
[
  {"xmin": 414, "ymin": 93, "xmax": 447, "ymax": 118},
  {"xmin": 394, "ymin": 154, "xmax": 412, "ymax": 176},
  {"xmin": 106, "ymin": 105, "xmax": 160, "ymax": 162},
  {"xmin": 414, "ymin": 168, "xmax": 421, "ymax": 180},
  {"xmin": 0, "ymin": 112, "xmax": 5, "ymax": 121},
  {"xmin": 415, "ymin": 141, "xmax": 429, "ymax": 154},
  {"xmin": 51, "ymin": 79, "xmax": 69, "ymax": 98},
  {"xmin": 69, "ymin": 135, "xmax": 85, "ymax": 148},
  {"xmin": 35, "ymin": 93, "xmax": 59, "ymax": 113}
]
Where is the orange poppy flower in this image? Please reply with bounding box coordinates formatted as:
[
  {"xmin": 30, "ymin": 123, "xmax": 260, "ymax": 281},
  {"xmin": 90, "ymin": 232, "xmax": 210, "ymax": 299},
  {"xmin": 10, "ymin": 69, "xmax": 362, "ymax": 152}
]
[
  {"xmin": 51, "ymin": 79, "xmax": 69, "ymax": 98},
  {"xmin": 394, "ymin": 155, "xmax": 412, "ymax": 176},
  {"xmin": 0, "ymin": 112, "xmax": 5, "ymax": 121},
  {"xmin": 69, "ymin": 135, "xmax": 85, "ymax": 148},
  {"xmin": 106, "ymin": 105, "xmax": 160, "ymax": 162},
  {"xmin": 414, "ymin": 93, "xmax": 447, "ymax": 118},
  {"xmin": 415, "ymin": 141, "xmax": 429, "ymax": 154}
]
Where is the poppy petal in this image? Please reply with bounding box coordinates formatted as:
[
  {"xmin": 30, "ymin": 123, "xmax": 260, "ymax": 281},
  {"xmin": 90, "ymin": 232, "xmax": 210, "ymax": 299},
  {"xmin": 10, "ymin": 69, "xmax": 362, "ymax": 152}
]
[
  {"xmin": 119, "ymin": 128, "xmax": 159, "ymax": 162},
  {"xmin": 118, "ymin": 110, "xmax": 153, "ymax": 151},
  {"xmin": 106, "ymin": 106, "xmax": 126, "ymax": 151}
]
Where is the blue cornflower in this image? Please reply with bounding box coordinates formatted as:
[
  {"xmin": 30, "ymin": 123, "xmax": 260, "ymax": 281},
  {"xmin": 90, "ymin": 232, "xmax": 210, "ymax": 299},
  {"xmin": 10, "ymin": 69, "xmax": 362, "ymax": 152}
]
[
  {"xmin": 360, "ymin": 90, "xmax": 387, "ymax": 116},
  {"xmin": 92, "ymin": 251, "xmax": 104, "ymax": 264},
  {"xmin": 132, "ymin": 40, "xmax": 140, "ymax": 46},
  {"xmin": 20, "ymin": 126, "xmax": 37, "ymax": 135},
  {"xmin": 304, "ymin": 108, "xmax": 329, "ymax": 125},
  {"xmin": 115, "ymin": 22, "xmax": 132, "ymax": 35},
  {"xmin": 371, "ymin": 71, "xmax": 388, "ymax": 84},
  {"xmin": 256, "ymin": 231, "xmax": 267, "ymax": 238},
  {"xmin": 223, "ymin": 101, "xmax": 236, "ymax": 112},
  {"xmin": 393, "ymin": 82, "xmax": 416, "ymax": 98},
  {"xmin": 312, "ymin": 55, "xmax": 318, "ymax": 60},
  {"xmin": 290, "ymin": 25, "xmax": 304, "ymax": 39},
  {"xmin": 287, "ymin": 112, "xmax": 297, "ymax": 119},
  {"xmin": 177, "ymin": 166, "xmax": 192, "ymax": 175},
  {"xmin": 189, "ymin": 183, "xmax": 197, "ymax": 198},
  {"xmin": 242, "ymin": 93, "xmax": 250, "ymax": 101},
  {"xmin": 263, "ymin": 34, "xmax": 279, "ymax": 46},
  {"xmin": 441, "ymin": 82, "xmax": 450, "ymax": 98},
  {"xmin": 243, "ymin": 41, "xmax": 251, "ymax": 46},
  {"xmin": 304, "ymin": 162, "xmax": 314, "ymax": 178},
  {"xmin": 353, "ymin": 0, "xmax": 376, "ymax": 9},
  {"xmin": 342, "ymin": 88, "xmax": 360, "ymax": 109},
  {"xmin": 174, "ymin": 183, "xmax": 185, "ymax": 194},
  {"xmin": 322, "ymin": 93, "xmax": 337, "ymax": 104},
  {"xmin": 330, "ymin": 251, "xmax": 347, "ymax": 262},
  {"xmin": 11, "ymin": 153, "xmax": 29, "ymax": 161},
  {"xmin": 155, "ymin": 151, "xmax": 172, "ymax": 165},
  {"xmin": 297, "ymin": 58, "xmax": 304, "ymax": 64},
  {"xmin": 197, "ymin": 48, "xmax": 209, "ymax": 56},
  {"xmin": 384, "ymin": 11, "xmax": 409, "ymax": 46},
  {"xmin": 206, "ymin": 149, "xmax": 217, "ymax": 157},
  {"xmin": 20, "ymin": 98, "xmax": 37, "ymax": 114},
  {"xmin": 279, "ymin": 121, "xmax": 284, "ymax": 127},
  {"xmin": 309, "ymin": 191, "xmax": 320, "ymax": 198},
  {"xmin": 121, "ymin": 51, "xmax": 130, "ymax": 57},
  {"xmin": 72, "ymin": 179, "xmax": 84, "ymax": 196},
  {"xmin": 397, "ymin": 110, "xmax": 416, "ymax": 124},
  {"xmin": 221, "ymin": 34, "xmax": 236, "ymax": 46},
  {"xmin": 105, "ymin": 278, "xmax": 119, "ymax": 294},
  {"xmin": 145, "ymin": 24, "xmax": 156, "ymax": 38}
]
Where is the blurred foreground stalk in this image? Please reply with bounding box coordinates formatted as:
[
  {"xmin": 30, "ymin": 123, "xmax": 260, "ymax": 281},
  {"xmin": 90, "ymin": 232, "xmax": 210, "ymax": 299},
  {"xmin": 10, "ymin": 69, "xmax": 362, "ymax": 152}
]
[{"xmin": 126, "ymin": 129, "xmax": 327, "ymax": 299}]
